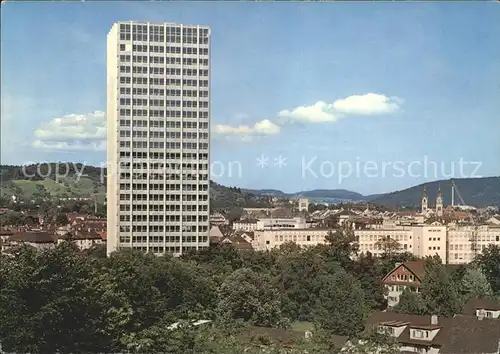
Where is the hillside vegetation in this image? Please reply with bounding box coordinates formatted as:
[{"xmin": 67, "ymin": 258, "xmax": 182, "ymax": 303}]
[
  {"xmin": 0, "ymin": 164, "xmax": 270, "ymax": 211},
  {"xmin": 367, "ymin": 177, "xmax": 500, "ymax": 208},
  {"xmin": 1, "ymin": 164, "xmax": 499, "ymax": 208}
]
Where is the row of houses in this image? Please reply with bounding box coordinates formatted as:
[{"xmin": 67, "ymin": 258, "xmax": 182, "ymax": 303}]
[
  {"xmin": 0, "ymin": 213, "xmax": 107, "ymax": 254},
  {"xmin": 363, "ymin": 303, "xmax": 500, "ymax": 354},
  {"xmin": 374, "ymin": 259, "xmax": 500, "ymax": 353},
  {"xmin": 213, "ymin": 211, "xmax": 500, "ymax": 264},
  {"xmin": 0, "ymin": 229, "xmax": 106, "ymax": 254}
]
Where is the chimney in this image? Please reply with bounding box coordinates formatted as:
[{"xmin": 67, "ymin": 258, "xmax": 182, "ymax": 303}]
[
  {"xmin": 431, "ymin": 315, "xmax": 438, "ymax": 325},
  {"xmin": 478, "ymin": 309, "xmax": 485, "ymax": 321},
  {"xmin": 304, "ymin": 331, "xmax": 313, "ymax": 340}
]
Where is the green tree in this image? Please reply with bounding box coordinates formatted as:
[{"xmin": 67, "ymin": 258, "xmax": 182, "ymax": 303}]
[
  {"xmin": 420, "ymin": 259, "xmax": 461, "ymax": 317},
  {"xmin": 0, "ymin": 210, "xmax": 25, "ymax": 226},
  {"xmin": 217, "ymin": 268, "xmax": 287, "ymax": 328},
  {"xmin": 394, "ymin": 289, "xmax": 427, "ymax": 315},
  {"xmin": 55, "ymin": 212, "xmax": 69, "ymax": 226},
  {"xmin": 318, "ymin": 229, "xmax": 358, "ymax": 271},
  {"xmin": 474, "ymin": 245, "xmax": 500, "ymax": 294},
  {"xmin": 375, "ymin": 237, "xmax": 402, "ymax": 258},
  {"xmin": 274, "ymin": 246, "xmax": 335, "ymax": 321},
  {"xmin": 313, "ymin": 269, "xmax": 368, "ymax": 337},
  {"xmin": 460, "ymin": 265, "xmax": 493, "ymax": 302},
  {"xmin": 352, "ymin": 252, "xmax": 387, "ymax": 310},
  {"xmin": 342, "ymin": 328, "xmax": 400, "ymax": 354},
  {"xmin": 0, "ymin": 243, "xmax": 111, "ymax": 353}
]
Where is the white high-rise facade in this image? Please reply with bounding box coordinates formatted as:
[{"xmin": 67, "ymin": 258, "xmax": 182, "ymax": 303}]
[{"xmin": 107, "ymin": 21, "xmax": 210, "ymax": 256}]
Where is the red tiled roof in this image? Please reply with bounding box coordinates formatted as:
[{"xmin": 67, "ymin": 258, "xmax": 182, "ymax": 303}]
[
  {"xmin": 96, "ymin": 231, "xmax": 106, "ymax": 240},
  {"xmin": 368, "ymin": 311, "xmax": 500, "ymax": 353},
  {"xmin": 9, "ymin": 231, "xmax": 56, "ymax": 243},
  {"xmin": 462, "ymin": 298, "xmax": 500, "ymax": 315}
]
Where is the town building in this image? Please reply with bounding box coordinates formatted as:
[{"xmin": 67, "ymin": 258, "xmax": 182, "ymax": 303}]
[
  {"xmin": 298, "ymin": 198, "xmax": 309, "ymax": 212},
  {"xmin": 232, "ymin": 219, "xmax": 258, "ymax": 232},
  {"xmin": 256, "ymin": 217, "xmax": 308, "ymax": 230},
  {"xmin": 355, "ymin": 224, "xmax": 447, "ymax": 261},
  {"xmin": 106, "ymin": 21, "xmax": 211, "ymax": 256},
  {"xmin": 356, "ymin": 227, "xmax": 414, "ymax": 256},
  {"xmin": 209, "ymin": 212, "xmax": 228, "ymax": 226},
  {"xmin": 447, "ymin": 223, "xmax": 500, "ymax": 264},
  {"xmin": 233, "ymin": 217, "xmax": 308, "ymax": 233},
  {"xmin": 252, "ymin": 228, "xmax": 331, "ymax": 251}
]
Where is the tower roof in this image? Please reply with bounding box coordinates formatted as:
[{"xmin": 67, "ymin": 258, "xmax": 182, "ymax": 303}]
[
  {"xmin": 437, "ymin": 184, "xmax": 443, "ymax": 198},
  {"xmin": 422, "ymin": 186, "xmax": 428, "ymax": 198}
]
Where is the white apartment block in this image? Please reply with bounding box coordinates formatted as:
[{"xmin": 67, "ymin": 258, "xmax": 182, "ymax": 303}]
[
  {"xmin": 232, "ymin": 220, "xmax": 258, "ymax": 232},
  {"xmin": 355, "ymin": 222, "xmax": 500, "ymax": 264},
  {"xmin": 257, "ymin": 217, "xmax": 308, "ymax": 230},
  {"xmin": 410, "ymin": 225, "xmax": 447, "ymax": 261},
  {"xmin": 355, "ymin": 225, "xmax": 447, "ymax": 261},
  {"xmin": 356, "ymin": 228, "xmax": 415, "ymax": 256},
  {"xmin": 252, "ymin": 229, "xmax": 331, "ymax": 251},
  {"xmin": 107, "ymin": 21, "xmax": 211, "ymax": 256},
  {"xmin": 447, "ymin": 224, "xmax": 500, "ymax": 264},
  {"xmin": 233, "ymin": 217, "xmax": 308, "ymax": 233}
]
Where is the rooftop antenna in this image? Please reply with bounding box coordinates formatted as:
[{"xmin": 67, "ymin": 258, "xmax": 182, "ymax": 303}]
[{"xmin": 451, "ymin": 182, "xmax": 455, "ymax": 207}]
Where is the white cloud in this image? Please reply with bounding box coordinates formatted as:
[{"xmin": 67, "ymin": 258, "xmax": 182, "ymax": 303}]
[
  {"xmin": 333, "ymin": 93, "xmax": 402, "ymax": 115},
  {"xmin": 278, "ymin": 101, "xmax": 340, "ymax": 123},
  {"xmin": 32, "ymin": 111, "xmax": 106, "ymax": 151},
  {"xmin": 278, "ymin": 93, "xmax": 403, "ymax": 123},
  {"xmin": 213, "ymin": 119, "xmax": 280, "ymax": 142},
  {"xmin": 33, "ymin": 140, "xmax": 106, "ymax": 152}
]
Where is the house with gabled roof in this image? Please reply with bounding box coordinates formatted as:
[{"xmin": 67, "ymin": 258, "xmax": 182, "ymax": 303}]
[
  {"xmin": 462, "ymin": 298, "xmax": 500, "ymax": 320},
  {"xmin": 382, "ymin": 260, "xmax": 463, "ymax": 308},
  {"xmin": 367, "ymin": 311, "xmax": 500, "ymax": 354}
]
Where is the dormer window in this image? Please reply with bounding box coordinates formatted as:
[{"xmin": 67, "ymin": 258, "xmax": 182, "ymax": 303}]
[
  {"xmin": 377, "ymin": 325, "xmax": 395, "ymax": 336},
  {"xmin": 412, "ymin": 329, "xmax": 430, "ymax": 339}
]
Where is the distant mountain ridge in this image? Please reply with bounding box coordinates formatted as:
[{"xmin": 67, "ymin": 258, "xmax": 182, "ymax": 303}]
[
  {"xmin": 242, "ymin": 177, "xmax": 500, "ymax": 207},
  {"xmin": 366, "ymin": 177, "xmax": 500, "ymax": 208},
  {"xmin": 241, "ymin": 188, "xmax": 365, "ymax": 201},
  {"xmin": 1, "ymin": 164, "xmax": 499, "ymax": 207}
]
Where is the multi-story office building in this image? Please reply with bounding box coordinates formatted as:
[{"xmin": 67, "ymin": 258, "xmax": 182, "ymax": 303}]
[
  {"xmin": 447, "ymin": 224, "xmax": 500, "ymax": 264},
  {"xmin": 107, "ymin": 21, "xmax": 211, "ymax": 256}
]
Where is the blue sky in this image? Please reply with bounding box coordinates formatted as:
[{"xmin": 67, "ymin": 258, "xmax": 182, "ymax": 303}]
[{"xmin": 1, "ymin": 2, "xmax": 499, "ymax": 195}]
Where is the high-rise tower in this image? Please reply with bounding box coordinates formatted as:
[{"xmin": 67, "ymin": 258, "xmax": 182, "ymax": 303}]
[{"xmin": 107, "ymin": 21, "xmax": 211, "ymax": 256}]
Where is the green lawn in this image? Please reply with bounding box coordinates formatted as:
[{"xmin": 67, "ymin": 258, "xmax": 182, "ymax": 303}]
[
  {"xmin": 1, "ymin": 177, "xmax": 105, "ymax": 199},
  {"xmin": 290, "ymin": 321, "xmax": 314, "ymax": 333}
]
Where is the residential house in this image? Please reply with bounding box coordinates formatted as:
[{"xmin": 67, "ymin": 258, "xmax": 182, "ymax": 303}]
[
  {"xmin": 462, "ymin": 298, "xmax": 500, "ymax": 320},
  {"xmin": 367, "ymin": 311, "xmax": 500, "ymax": 354},
  {"xmin": 57, "ymin": 229, "xmax": 104, "ymax": 250},
  {"xmin": 486, "ymin": 216, "xmax": 500, "ymax": 225},
  {"xmin": 65, "ymin": 212, "xmax": 88, "ymax": 225},
  {"xmin": 6, "ymin": 231, "xmax": 57, "ymax": 251},
  {"xmin": 382, "ymin": 260, "xmax": 463, "ymax": 307},
  {"xmin": 218, "ymin": 235, "xmax": 253, "ymax": 251},
  {"xmin": 382, "ymin": 260, "xmax": 426, "ymax": 307},
  {"xmin": 209, "ymin": 225, "xmax": 224, "ymax": 245}
]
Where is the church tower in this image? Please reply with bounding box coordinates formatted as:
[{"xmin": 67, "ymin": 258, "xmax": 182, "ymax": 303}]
[
  {"xmin": 421, "ymin": 187, "xmax": 428, "ymax": 214},
  {"xmin": 436, "ymin": 185, "xmax": 444, "ymax": 217}
]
